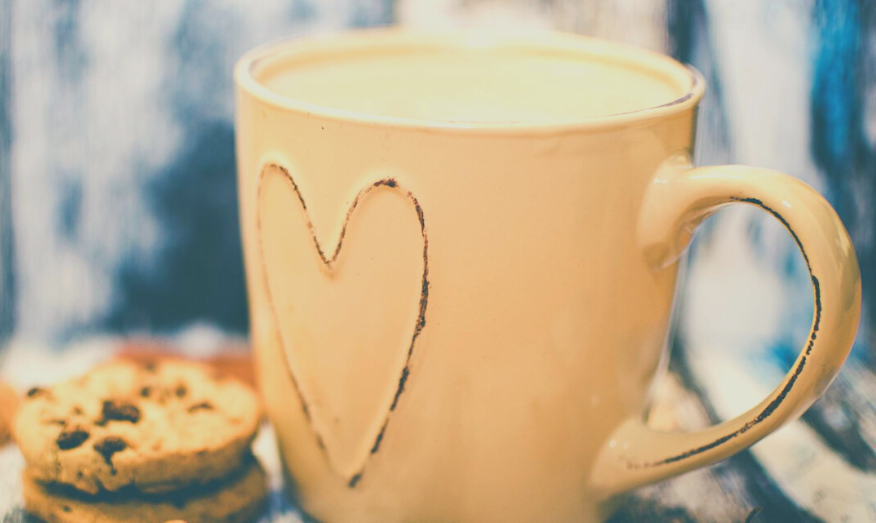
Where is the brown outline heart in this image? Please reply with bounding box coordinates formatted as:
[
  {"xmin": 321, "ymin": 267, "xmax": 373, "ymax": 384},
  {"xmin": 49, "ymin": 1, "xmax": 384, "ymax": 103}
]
[{"xmin": 256, "ymin": 164, "xmax": 429, "ymax": 488}]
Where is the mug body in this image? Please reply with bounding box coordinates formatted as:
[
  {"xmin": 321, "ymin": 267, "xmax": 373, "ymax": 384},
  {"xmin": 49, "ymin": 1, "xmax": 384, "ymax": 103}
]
[{"xmin": 235, "ymin": 29, "xmax": 700, "ymax": 523}]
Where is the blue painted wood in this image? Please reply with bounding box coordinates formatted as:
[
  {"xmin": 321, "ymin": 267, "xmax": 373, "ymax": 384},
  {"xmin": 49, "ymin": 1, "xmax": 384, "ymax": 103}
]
[
  {"xmin": 3, "ymin": 0, "xmax": 395, "ymax": 339},
  {"xmin": 0, "ymin": 0, "xmax": 14, "ymax": 342}
]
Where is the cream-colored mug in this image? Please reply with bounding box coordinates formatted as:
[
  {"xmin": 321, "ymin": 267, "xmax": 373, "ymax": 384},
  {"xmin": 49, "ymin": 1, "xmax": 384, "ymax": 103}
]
[{"xmin": 234, "ymin": 29, "xmax": 861, "ymax": 523}]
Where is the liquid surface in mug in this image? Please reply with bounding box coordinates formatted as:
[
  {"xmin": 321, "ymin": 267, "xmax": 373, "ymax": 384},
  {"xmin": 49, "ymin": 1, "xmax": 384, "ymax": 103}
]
[{"xmin": 256, "ymin": 47, "xmax": 688, "ymax": 123}]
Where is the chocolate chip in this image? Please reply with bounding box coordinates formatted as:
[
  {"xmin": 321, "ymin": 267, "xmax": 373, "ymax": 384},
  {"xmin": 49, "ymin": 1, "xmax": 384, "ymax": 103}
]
[
  {"xmin": 72, "ymin": 406, "xmax": 83, "ymax": 415},
  {"xmin": 175, "ymin": 384, "xmax": 187, "ymax": 398},
  {"xmin": 187, "ymin": 402, "xmax": 213, "ymax": 413},
  {"xmin": 57, "ymin": 429, "xmax": 89, "ymax": 450},
  {"xmin": 140, "ymin": 386, "xmax": 151, "ymax": 398},
  {"xmin": 62, "ymin": 506, "xmax": 71, "ymax": 513},
  {"xmin": 143, "ymin": 360, "xmax": 158, "ymax": 372},
  {"xmin": 94, "ymin": 437, "xmax": 127, "ymax": 466},
  {"xmin": 26, "ymin": 387, "xmax": 47, "ymax": 398},
  {"xmin": 101, "ymin": 400, "xmax": 141, "ymax": 424}
]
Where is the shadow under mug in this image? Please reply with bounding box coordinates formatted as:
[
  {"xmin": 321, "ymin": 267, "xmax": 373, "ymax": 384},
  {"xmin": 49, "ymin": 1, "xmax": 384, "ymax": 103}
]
[{"xmin": 234, "ymin": 28, "xmax": 861, "ymax": 523}]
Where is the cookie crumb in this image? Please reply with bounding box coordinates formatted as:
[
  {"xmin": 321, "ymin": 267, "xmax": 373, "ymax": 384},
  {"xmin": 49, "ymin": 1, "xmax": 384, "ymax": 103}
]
[{"xmin": 57, "ymin": 429, "xmax": 90, "ymax": 450}]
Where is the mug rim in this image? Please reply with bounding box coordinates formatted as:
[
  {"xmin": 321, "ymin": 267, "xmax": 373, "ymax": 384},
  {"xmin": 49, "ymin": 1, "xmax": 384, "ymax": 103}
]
[{"xmin": 234, "ymin": 27, "xmax": 705, "ymax": 135}]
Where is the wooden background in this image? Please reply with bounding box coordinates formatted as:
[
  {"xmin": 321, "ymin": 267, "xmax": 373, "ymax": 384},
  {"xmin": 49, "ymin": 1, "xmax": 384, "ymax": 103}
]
[{"xmin": 0, "ymin": 0, "xmax": 874, "ymax": 521}]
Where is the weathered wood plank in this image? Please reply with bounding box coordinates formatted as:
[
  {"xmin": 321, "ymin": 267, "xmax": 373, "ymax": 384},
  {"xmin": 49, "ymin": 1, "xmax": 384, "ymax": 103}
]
[
  {"xmin": 610, "ymin": 369, "xmax": 824, "ymax": 523},
  {"xmin": 682, "ymin": 351, "xmax": 876, "ymax": 522},
  {"xmin": 801, "ymin": 363, "xmax": 876, "ymax": 472},
  {"xmin": 2, "ymin": 341, "xmax": 874, "ymax": 522},
  {"xmin": 0, "ymin": 0, "xmax": 14, "ymax": 343}
]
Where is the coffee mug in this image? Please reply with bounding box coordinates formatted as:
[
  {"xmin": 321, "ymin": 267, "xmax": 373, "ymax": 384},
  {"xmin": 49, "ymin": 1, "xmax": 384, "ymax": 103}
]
[{"xmin": 234, "ymin": 29, "xmax": 861, "ymax": 522}]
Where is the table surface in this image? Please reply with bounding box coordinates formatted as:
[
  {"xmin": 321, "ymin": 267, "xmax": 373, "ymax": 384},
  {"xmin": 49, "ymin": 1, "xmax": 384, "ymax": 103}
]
[{"xmin": 0, "ymin": 338, "xmax": 874, "ymax": 523}]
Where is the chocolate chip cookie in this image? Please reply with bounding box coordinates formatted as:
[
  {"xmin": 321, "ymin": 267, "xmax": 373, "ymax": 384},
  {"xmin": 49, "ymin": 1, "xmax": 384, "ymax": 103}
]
[
  {"xmin": 23, "ymin": 457, "xmax": 268, "ymax": 523},
  {"xmin": 13, "ymin": 359, "xmax": 261, "ymax": 494}
]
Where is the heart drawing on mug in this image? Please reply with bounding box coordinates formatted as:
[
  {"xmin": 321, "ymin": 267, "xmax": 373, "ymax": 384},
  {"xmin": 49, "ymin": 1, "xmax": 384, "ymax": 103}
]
[{"xmin": 257, "ymin": 164, "xmax": 429, "ymax": 487}]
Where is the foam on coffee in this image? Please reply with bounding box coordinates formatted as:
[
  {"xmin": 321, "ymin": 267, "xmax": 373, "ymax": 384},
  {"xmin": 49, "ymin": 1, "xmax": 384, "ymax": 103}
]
[{"xmin": 254, "ymin": 36, "xmax": 691, "ymax": 124}]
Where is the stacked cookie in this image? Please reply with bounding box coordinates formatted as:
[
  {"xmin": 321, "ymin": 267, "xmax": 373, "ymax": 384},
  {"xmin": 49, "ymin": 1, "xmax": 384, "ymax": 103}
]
[
  {"xmin": 0, "ymin": 380, "xmax": 19, "ymax": 445},
  {"xmin": 13, "ymin": 359, "xmax": 266, "ymax": 523}
]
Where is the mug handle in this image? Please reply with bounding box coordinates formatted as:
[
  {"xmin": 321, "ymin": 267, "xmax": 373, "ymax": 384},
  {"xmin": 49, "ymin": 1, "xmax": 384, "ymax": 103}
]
[{"xmin": 589, "ymin": 154, "xmax": 862, "ymax": 497}]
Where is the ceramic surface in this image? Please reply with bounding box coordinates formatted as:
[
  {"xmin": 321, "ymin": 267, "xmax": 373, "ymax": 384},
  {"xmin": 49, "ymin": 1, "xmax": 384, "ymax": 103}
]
[{"xmin": 234, "ymin": 29, "xmax": 861, "ymax": 523}]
